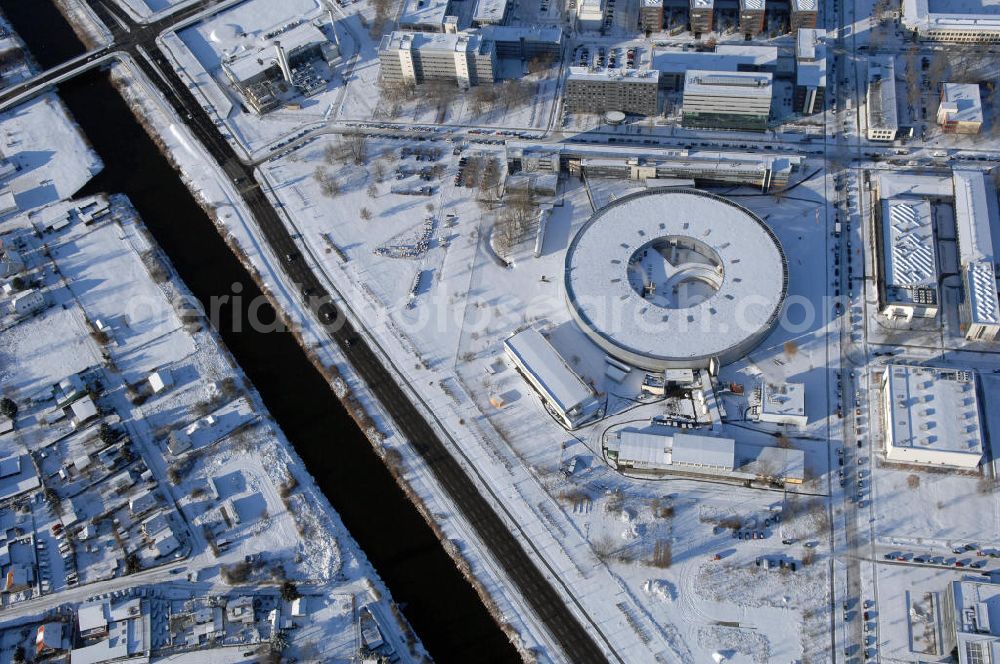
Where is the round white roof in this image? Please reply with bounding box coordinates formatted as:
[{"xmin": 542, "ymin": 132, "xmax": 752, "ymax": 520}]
[{"xmin": 564, "ymin": 189, "xmax": 787, "ymax": 369}]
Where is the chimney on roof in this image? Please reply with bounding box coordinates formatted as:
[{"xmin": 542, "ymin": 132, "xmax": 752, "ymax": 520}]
[{"xmin": 274, "ymin": 41, "xmax": 293, "ymax": 84}]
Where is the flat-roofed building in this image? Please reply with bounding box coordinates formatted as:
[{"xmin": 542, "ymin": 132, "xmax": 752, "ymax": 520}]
[
  {"xmin": 744, "ymin": 445, "xmax": 805, "ymax": 484},
  {"xmin": 689, "ymin": 0, "xmax": 714, "ymax": 33},
  {"xmin": 790, "ymin": 0, "xmax": 818, "ymax": 31},
  {"xmin": 640, "ymin": 0, "xmax": 664, "ymax": 32},
  {"xmin": 938, "ymin": 82, "xmax": 983, "ymax": 134},
  {"xmin": 399, "ymin": 0, "xmax": 454, "ymax": 32},
  {"xmin": 671, "ymin": 432, "xmax": 735, "ymax": 471},
  {"xmin": 866, "ymin": 56, "xmax": 898, "ymax": 141},
  {"xmin": 565, "ymin": 67, "xmax": 660, "ymax": 116},
  {"xmin": 739, "ymin": 0, "xmax": 765, "ymax": 36},
  {"xmin": 479, "ymin": 26, "xmax": 561, "ymax": 59},
  {"xmin": 472, "ymin": 0, "xmax": 510, "ymax": 26},
  {"xmin": 874, "ymin": 197, "xmax": 939, "ymax": 319},
  {"xmin": 953, "ymin": 170, "xmax": 1000, "ymax": 341},
  {"xmin": 942, "ymin": 579, "xmax": 1000, "ymax": 664},
  {"xmin": 903, "ymin": 0, "xmax": 1000, "ymax": 42},
  {"xmin": 222, "ymin": 21, "xmax": 340, "ymax": 115},
  {"xmin": 879, "ymin": 364, "xmax": 984, "ymax": 468},
  {"xmin": 651, "ymin": 44, "xmax": 777, "ymax": 90},
  {"xmin": 751, "ymin": 381, "xmax": 807, "ymax": 427},
  {"xmin": 379, "ymin": 31, "xmax": 496, "ymax": 88},
  {"xmin": 682, "ymin": 70, "xmax": 772, "ymax": 131},
  {"xmin": 503, "ymin": 328, "xmax": 604, "ymax": 429},
  {"xmin": 793, "ymin": 28, "xmax": 826, "ymax": 114},
  {"xmin": 606, "ymin": 429, "xmax": 671, "ymax": 470},
  {"xmin": 577, "ymin": 0, "xmax": 605, "ymax": 30}
]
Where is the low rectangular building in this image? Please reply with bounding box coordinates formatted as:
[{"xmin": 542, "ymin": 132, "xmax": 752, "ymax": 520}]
[
  {"xmin": 479, "ymin": 26, "xmax": 561, "ymax": 60},
  {"xmin": 793, "ymin": 28, "xmax": 826, "ymax": 114},
  {"xmin": 954, "ymin": 170, "xmax": 1000, "ymax": 341},
  {"xmin": 938, "ymin": 82, "xmax": 983, "ymax": 134},
  {"xmin": 564, "ymin": 68, "xmax": 660, "ymax": 116},
  {"xmin": 874, "ymin": 197, "xmax": 939, "ymax": 319},
  {"xmin": 670, "ymin": 432, "xmax": 735, "ymax": 471},
  {"xmin": 399, "ymin": 0, "xmax": 454, "ymax": 32},
  {"xmin": 503, "ymin": 328, "xmax": 603, "ymax": 429},
  {"xmin": 607, "ymin": 429, "xmax": 671, "ymax": 470},
  {"xmin": 879, "ymin": 364, "xmax": 984, "ymax": 468},
  {"xmin": 651, "ymin": 44, "xmax": 778, "ymax": 90},
  {"xmin": 682, "ymin": 70, "xmax": 773, "ymax": 131},
  {"xmin": 866, "ymin": 56, "xmax": 898, "ymax": 141},
  {"xmin": 472, "ymin": 0, "xmax": 510, "ymax": 25},
  {"xmin": 752, "ymin": 381, "xmax": 807, "ymax": 427}
]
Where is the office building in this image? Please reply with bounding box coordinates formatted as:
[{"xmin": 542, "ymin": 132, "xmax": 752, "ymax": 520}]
[
  {"xmin": 953, "ymin": 170, "xmax": 1000, "ymax": 341},
  {"xmin": 640, "ymin": 0, "xmax": 664, "ymax": 32},
  {"xmin": 379, "ymin": 31, "xmax": 496, "ymax": 88},
  {"xmin": 564, "ymin": 68, "xmax": 660, "ymax": 116},
  {"xmin": 874, "ymin": 198, "xmax": 939, "ymax": 319},
  {"xmin": 790, "ymin": 0, "xmax": 818, "ymax": 31},
  {"xmin": 866, "ymin": 56, "xmax": 898, "ymax": 141},
  {"xmin": 577, "ymin": 0, "xmax": 605, "ymax": 30},
  {"xmin": 652, "ymin": 44, "xmax": 777, "ymax": 90},
  {"xmin": 793, "ymin": 28, "xmax": 826, "ymax": 114},
  {"xmin": 681, "ymin": 70, "xmax": 773, "ymax": 131},
  {"xmin": 479, "ymin": 26, "xmax": 562, "ymax": 59},
  {"xmin": 751, "ymin": 381, "xmax": 807, "ymax": 427},
  {"xmin": 739, "ymin": 0, "xmax": 766, "ymax": 36},
  {"xmin": 938, "ymin": 83, "xmax": 983, "ymax": 134},
  {"xmin": 690, "ymin": 0, "xmax": 714, "ymax": 33},
  {"xmin": 942, "ymin": 579, "xmax": 1000, "ymax": 664},
  {"xmin": 472, "ymin": 0, "xmax": 510, "ymax": 26},
  {"xmin": 879, "ymin": 364, "xmax": 984, "ymax": 468},
  {"xmin": 902, "ymin": 0, "xmax": 1000, "ymax": 42}
]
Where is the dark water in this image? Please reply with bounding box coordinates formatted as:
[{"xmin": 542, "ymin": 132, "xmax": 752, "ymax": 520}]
[{"xmin": 0, "ymin": 1, "xmax": 520, "ymax": 661}]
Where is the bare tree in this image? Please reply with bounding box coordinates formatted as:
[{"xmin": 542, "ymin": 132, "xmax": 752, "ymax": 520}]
[
  {"xmin": 343, "ymin": 134, "xmax": 368, "ymax": 165},
  {"xmin": 360, "ymin": 207, "xmax": 373, "ymax": 221}
]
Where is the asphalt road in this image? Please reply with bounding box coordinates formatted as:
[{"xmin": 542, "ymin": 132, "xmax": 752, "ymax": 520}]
[{"xmin": 75, "ymin": 2, "xmax": 612, "ymax": 661}]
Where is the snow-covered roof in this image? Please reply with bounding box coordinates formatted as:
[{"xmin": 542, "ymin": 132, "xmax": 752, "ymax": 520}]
[
  {"xmin": 503, "ymin": 328, "xmax": 596, "ymax": 415},
  {"xmin": 671, "ymin": 432, "xmax": 735, "ymax": 469},
  {"xmin": 750, "ymin": 446, "xmax": 805, "ymax": 482},
  {"xmin": 399, "ymin": 0, "xmax": 452, "ymax": 29},
  {"xmin": 567, "ymin": 67, "xmax": 660, "ymax": 84},
  {"xmin": 382, "ymin": 31, "xmax": 486, "ymax": 54},
  {"xmin": 683, "ymin": 70, "xmax": 773, "ymax": 99},
  {"xmin": 224, "ymin": 22, "xmax": 330, "ymax": 83},
  {"xmin": 479, "ymin": 25, "xmax": 562, "ymax": 45},
  {"xmin": 867, "ymin": 56, "xmax": 898, "ymax": 133},
  {"xmin": 740, "ymin": 0, "xmax": 765, "ymax": 9},
  {"xmin": 953, "ymin": 170, "xmax": 996, "ymax": 264},
  {"xmin": 564, "ymin": 189, "xmax": 786, "ymax": 368},
  {"xmin": 691, "ymin": 0, "xmax": 714, "ymax": 7},
  {"xmin": 651, "ymin": 45, "xmax": 777, "ymax": 77},
  {"xmin": 795, "ymin": 31, "xmax": 827, "ymax": 88},
  {"xmin": 966, "ymin": 261, "xmax": 1000, "ymax": 325},
  {"xmin": 758, "ymin": 382, "xmax": 807, "ymax": 423},
  {"xmin": 792, "ymin": 0, "xmax": 818, "ymax": 10},
  {"xmin": 615, "ymin": 430, "xmax": 671, "ymax": 467},
  {"xmin": 940, "ymin": 83, "xmax": 983, "ymax": 125},
  {"xmin": 876, "ymin": 172, "xmax": 953, "ymax": 199},
  {"xmin": 882, "ymin": 364, "xmax": 984, "ymax": 461},
  {"xmin": 903, "ymin": 0, "xmax": 1000, "ymax": 35},
  {"xmin": 473, "ymin": 0, "xmax": 508, "ymax": 22},
  {"xmin": 881, "ymin": 198, "xmax": 937, "ymax": 292}
]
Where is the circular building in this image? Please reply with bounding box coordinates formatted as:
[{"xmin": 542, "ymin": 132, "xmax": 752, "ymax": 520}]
[{"xmin": 564, "ymin": 189, "xmax": 787, "ymax": 370}]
